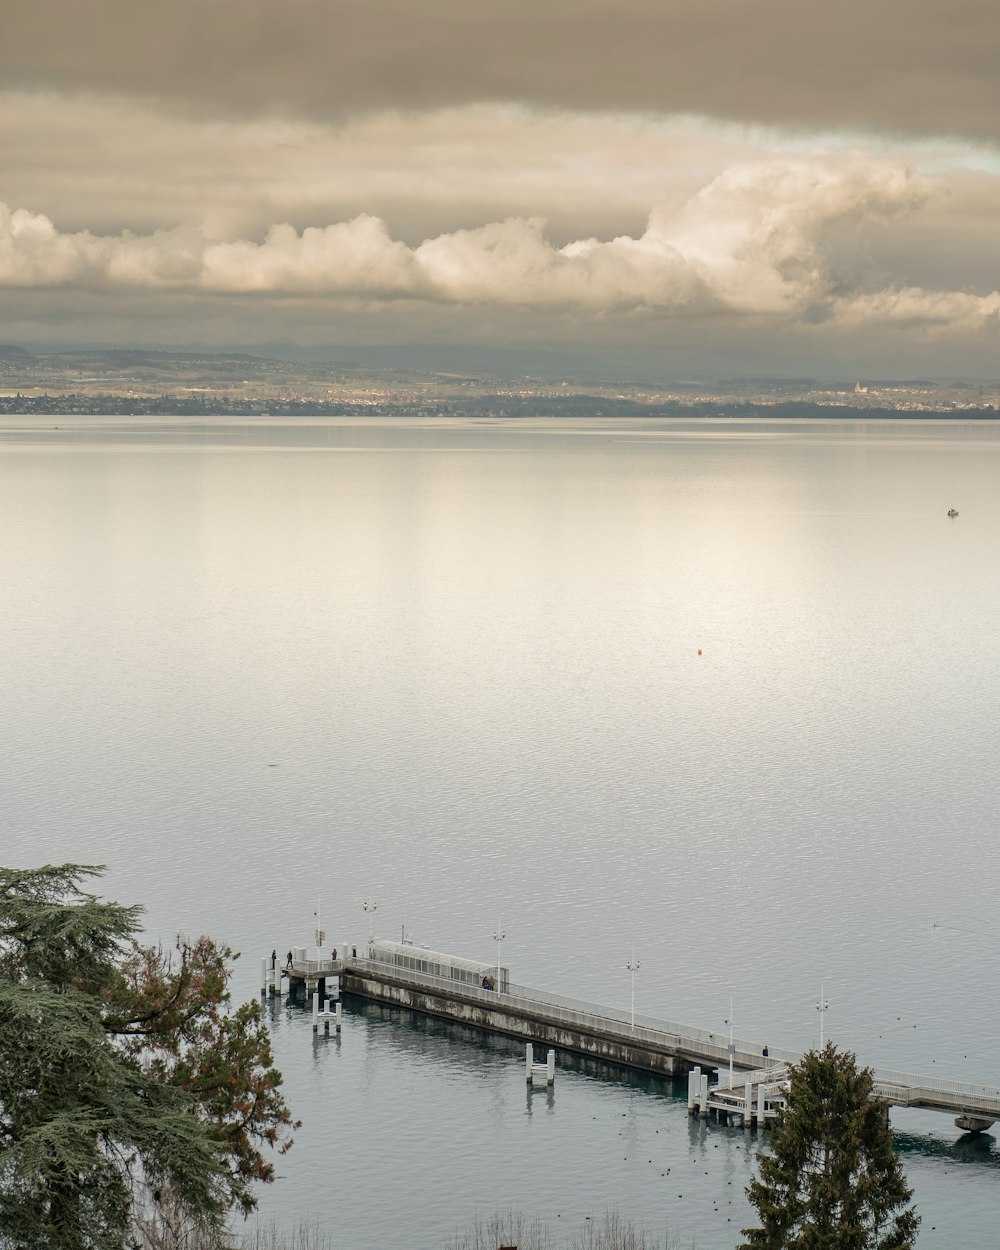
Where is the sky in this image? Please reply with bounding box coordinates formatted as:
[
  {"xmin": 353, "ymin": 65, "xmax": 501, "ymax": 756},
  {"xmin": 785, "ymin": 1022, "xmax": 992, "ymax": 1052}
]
[{"xmin": 2, "ymin": 0, "xmax": 1000, "ymax": 377}]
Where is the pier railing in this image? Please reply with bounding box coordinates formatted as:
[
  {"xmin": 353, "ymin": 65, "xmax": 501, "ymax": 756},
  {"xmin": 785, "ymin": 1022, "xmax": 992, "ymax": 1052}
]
[
  {"xmin": 869, "ymin": 1073, "xmax": 1000, "ymax": 1113},
  {"xmin": 348, "ymin": 957, "xmax": 780, "ymax": 1069},
  {"xmin": 347, "ymin": 957, "xmax": 1000, "ymax": 1115},
  {"xmin": 509, "ymin": 980, "xmax": 801, "ymax": 1064}
]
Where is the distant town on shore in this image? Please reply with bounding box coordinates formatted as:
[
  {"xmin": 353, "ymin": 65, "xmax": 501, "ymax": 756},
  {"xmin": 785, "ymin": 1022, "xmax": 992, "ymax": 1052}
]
[{"xmin": 2, "ymin": 345, "xmax": 998, "ymax": 420}]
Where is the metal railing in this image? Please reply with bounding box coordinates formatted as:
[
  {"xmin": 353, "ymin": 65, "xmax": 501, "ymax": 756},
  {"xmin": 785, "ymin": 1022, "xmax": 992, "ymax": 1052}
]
[
  {"xmin": 345, "ymin": 956, "xmax": 1000, "ymax": 1114},
  {"xmin": 348, "ymin": 958, "xmax": 781, "ymax": 1074},
  {"xmin": 507, "ymin": 979, "xmax": 801, "ymax": 1064},
  {"xmin": 870, "ymin": 1074, "xmax": 1000, "ymax": 1113}
]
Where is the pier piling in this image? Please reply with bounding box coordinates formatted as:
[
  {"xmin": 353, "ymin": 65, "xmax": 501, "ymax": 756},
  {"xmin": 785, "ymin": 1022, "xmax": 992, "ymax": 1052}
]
[
  {"xmin": 311, "ymin": 989, "xmax": 341, "ymax": 1035},
  {"xmin": 260, "ymin": 957, "xmax": 280, "ymax": 996},
  {"xmin": 526, "ymin": 1043, "xmax": 556, "ymax": 1086}
]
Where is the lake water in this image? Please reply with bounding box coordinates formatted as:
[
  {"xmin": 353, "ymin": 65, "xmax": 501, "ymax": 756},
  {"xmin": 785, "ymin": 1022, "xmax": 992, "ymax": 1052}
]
[{"xmin": 2, "ymin": 415, "xmax": 999, "ymax": 1248}]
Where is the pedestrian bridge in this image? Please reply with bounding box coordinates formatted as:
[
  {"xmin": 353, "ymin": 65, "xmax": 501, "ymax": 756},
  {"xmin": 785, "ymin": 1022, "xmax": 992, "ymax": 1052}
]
[{"xmin": 696, "ymin": 1062, "xmax": 999, "ymax": 1133}]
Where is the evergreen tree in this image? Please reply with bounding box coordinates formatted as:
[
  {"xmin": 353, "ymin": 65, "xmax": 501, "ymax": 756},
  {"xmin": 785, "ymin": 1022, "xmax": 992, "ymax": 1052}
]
[
  {"xmin": 741, "ymin": 1042, "xmax": 919, "ymax": 1250},
  {"xmin": 0, "ymin": 864, "xmax": 297, "ymax": 1250}
]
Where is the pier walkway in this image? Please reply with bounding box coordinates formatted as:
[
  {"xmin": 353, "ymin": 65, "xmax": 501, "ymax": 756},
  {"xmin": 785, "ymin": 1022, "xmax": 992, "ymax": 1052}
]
[{"xmin": 273, "ymin": 949, "xmax": 1000, "ymax": 1132}]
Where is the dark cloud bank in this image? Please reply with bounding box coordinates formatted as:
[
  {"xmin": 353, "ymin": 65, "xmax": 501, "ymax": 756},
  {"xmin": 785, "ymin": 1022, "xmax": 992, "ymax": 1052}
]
[{"xmin": 6, "ymin": 0, "xmax": 999, "ymax": 139}]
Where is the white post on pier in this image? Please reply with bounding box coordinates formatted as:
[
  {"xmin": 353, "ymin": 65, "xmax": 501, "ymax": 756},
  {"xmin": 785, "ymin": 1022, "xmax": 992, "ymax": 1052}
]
[
  {"xmin": 626, "ymin": 946, "xmax": 640, "ymax": 1032},
  {"xmin": 335, "ymin": 1001, "xmax": 342, "ymax": 1034},
  {"xmin": 688, "ymin": 1066, "xmax": 701, "ymax": 1114},
  {"xmin": 312, "ymin": 989, "xmax": 320, "ymax": 1032},
  {"xmin": 363, "ymin": 890, "xmax": 377, "ymax": 946},
  {"xmin": 757, "ymin": 1079, "xmax": 766, "ymax": 1128},
  {"xmin": 261, "ymin": 957, "xmax": 278, "ymax": 995},
  {"xmin": 744, "ymin": 1079, "xmax": 753, "ymax": 1126},
  {"xmin": 313, "ymin": 897, "xmax": 328, "ymax": 952},
  {"xmin": 816, "ymin": 982, "xmax": 830, "ymax": 1048},
  {"xmin": 493, "ymin": 918, "xmax": 506, "ymax": 993},
  {"xmin": 526, "ymin": 1043, "xmax": 555, "ymax": 1086},
  {"xmin": 725, "ymin": 997, "xmax": 735, "ymax": 1084}
]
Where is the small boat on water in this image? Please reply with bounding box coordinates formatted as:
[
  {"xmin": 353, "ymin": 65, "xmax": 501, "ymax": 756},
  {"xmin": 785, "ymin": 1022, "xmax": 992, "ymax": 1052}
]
[{"xmin": 947, "ymin": 508, "xmax": 959, "ymax": 518}]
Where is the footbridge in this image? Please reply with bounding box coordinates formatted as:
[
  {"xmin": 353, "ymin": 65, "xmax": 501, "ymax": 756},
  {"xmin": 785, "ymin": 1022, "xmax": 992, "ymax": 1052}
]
[{"xmin": 695, "ymin": 1061, "xmax": 1000, "ymax": 1133}]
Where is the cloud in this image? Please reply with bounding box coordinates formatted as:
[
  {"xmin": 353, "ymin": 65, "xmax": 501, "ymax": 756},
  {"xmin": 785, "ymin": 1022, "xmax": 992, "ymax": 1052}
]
[
  {"xmin": 4, "ymin": 1, "xmax": 1000, "ymax": 141},
  {"xmin": 203, "ymin": 218, "xmax": 421, "ymax": 295},
  {"xmin": 3, "ymin": 159, "xmax": 997, "ymax": 339},
  {"xmin": 0, "ymin": 204, "xmax": 204, "ymax": 289},
  {"xmin": 0, "ymin": 93, "xmax": 790, "ymax": 243},
  {"xmin": 834, "ymin": 287, "xmax": 1000, "ymax": 330},
  {"xmin": 6, "ymin": 92, "xmax": 999, "ymax": 321}
]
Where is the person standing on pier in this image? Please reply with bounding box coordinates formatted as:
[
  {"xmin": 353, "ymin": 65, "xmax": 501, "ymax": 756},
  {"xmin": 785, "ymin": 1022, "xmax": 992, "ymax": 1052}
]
[
  {"xmin": 271, "ymin": 949, "xmax": 277, "ymax": 970},
  {"xmin": 285, "ymin": 949, "xmax": 293, "ymax": 968}
]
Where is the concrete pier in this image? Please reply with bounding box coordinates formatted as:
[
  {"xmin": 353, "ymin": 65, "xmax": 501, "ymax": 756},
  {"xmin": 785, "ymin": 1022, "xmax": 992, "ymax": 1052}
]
[
  {"xmin": 697, "ymin": 1063, "xmax": 790, "ymax": 1128},
  {"xmin": 269, "ymin": 945, "xmax": 1000, "ymax": 1133},
  {"xmin": 343, "ymin": 958, "xmax": 685, "ymax": 1077},
  {"xmin": 280, "ymin": 947, "xmax": 343, "ymax": 1000}
]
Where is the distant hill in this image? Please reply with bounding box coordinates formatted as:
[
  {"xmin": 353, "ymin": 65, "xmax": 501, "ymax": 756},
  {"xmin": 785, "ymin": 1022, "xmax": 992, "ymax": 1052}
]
[
  {"xmin": 51, "ymin": 348, "xmax": 270, "ymax": 367},
  {"xmin": 0, "ymin": 345, "xmax": 33, "ymax": 359}
]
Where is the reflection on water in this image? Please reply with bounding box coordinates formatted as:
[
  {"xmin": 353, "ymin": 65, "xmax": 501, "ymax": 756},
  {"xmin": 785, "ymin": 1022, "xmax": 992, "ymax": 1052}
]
[
  {"xmin": 3, "ymin": 416, "xmax": 999, "ymax": 1248},
  {"xmin": 341, "ymin": 994, "xmax": 687, "ymax": 1100},
  {"xmin": 895, "ymin": 1129, "xmax": 1000, "ymax": 1169},
  {"xmin": 257, "ymin": 990, "xmax": 998, "ymax": 1250}
]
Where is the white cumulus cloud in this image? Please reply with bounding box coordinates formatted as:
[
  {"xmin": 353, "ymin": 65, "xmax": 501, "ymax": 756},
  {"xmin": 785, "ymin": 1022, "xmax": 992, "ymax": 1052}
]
[{"xmin": 1, "ymin": 160, "xmax": 998, "ymax": 335}]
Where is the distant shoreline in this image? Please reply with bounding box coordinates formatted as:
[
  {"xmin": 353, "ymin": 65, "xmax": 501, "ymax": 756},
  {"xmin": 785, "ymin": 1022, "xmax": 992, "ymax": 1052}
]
[{"xmin": 1, "ymin": 395, "xmax": 997, "ymax": 421}]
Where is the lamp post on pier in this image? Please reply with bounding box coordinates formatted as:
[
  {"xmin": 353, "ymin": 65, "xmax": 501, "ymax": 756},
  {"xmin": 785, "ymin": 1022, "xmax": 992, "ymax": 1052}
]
[
  {"xmin": 816, "ymin": 982, "xmax": 830, "ymax": 1047},
  {"xmin": 362, "ymin": 891, "xmax": 377, "ymax": 947},
  {"xmin": 626, "ymin": 946, "xmax": 640, "ymax": 1031},
  {"xmin": 724, "ymin": 997, "xmax": 735, "ymax": 1083},
  {"xmin": 493, "ymin": 919, "xmax": 506, "ymax": 992}
]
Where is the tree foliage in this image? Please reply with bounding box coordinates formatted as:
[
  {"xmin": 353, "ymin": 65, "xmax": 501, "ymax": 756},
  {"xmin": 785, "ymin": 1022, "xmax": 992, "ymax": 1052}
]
[
  {"xmin": 741, "ymin": 1042, "xmax": 919, "ymax": 1250},
  {"xmin": 0, "ymin": 864, "xmax": 297, "ymax": 1250}
]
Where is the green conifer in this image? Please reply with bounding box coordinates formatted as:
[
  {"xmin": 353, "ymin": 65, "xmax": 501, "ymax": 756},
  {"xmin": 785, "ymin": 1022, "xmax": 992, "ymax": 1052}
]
[
  {"xmin": 742, "ymin": 1042, "xmax": 919, "ymax": 1250},
  {"xmin": 0, "ymin": 864, "xmax": 297, "ymax": 1249}
]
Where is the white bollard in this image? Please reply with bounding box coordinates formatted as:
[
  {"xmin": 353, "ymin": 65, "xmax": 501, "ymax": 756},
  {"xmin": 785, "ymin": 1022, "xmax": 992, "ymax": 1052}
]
[
  {"xmin": 546, "ymin": 1049, "xmax": 555, "ymax": 1086},
  {"xmin": 745, "ymin": 1081, "xmax": 753, "ymax": 1125},
  {"xmin": 526, "ymin": 1043, "xmax": 534, "ymax": 1084},
  {"xmin": 757, "ymin": 1080, "xmax": 766, "ymax": 1127},
  {"xmin": 699, "ymin": 1072, "xmax": 709, "ymax": 1115},
  {"xmin": 261, "ymin": 958, "xmax": 267, "ymax": 995},
  {"xmin": 688, "ymin": 1066, "xmax": 701, "ymax": 1113},
  {"xmin": 335, "ymin": 1001, "xmax": 342, "ymax": 1034},
  {"xmin": 312, "ymin": 990, "xmax": 320, "ymax": 1032}
]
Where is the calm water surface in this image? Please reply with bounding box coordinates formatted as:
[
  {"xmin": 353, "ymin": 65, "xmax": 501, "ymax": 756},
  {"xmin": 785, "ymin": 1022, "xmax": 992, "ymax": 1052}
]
[{"xmin": 2, "ymin": 416, "xmax": 998, "ymax": 1248}]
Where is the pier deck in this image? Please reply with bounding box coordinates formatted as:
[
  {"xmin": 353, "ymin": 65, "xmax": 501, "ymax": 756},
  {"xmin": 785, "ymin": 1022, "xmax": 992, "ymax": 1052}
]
[{"xmin": 278, "ymin": 952, "xmax": 1000, "ymax": 1131}]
